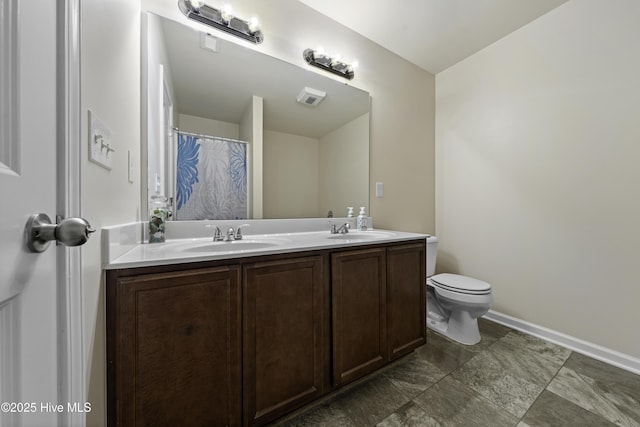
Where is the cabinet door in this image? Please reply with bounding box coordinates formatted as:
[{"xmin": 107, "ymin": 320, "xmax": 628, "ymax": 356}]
[
  {"xmin": 113, "ymin": 267, "xmax": 241, "ymax": 427},
  {"xmin": 387, "ymin": 243, "xmax": 426, "ymax": 360},
  {"xmin": 243, "ymin": 256, "xmax": 326, "ymax": 426},
  {"xmin": 332, "ymin": 248, "xmax": 387, "ymax": 386}
]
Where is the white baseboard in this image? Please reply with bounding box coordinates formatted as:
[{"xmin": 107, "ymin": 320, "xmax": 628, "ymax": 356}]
[{"xmin": 484, "ymin": 310, "xmax": 640, "ymax": 376}]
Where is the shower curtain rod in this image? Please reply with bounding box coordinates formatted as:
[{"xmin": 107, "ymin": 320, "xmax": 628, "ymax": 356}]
[{"xmin": 172, "ymin": 127, "xmax": 249, "ymax": 145}]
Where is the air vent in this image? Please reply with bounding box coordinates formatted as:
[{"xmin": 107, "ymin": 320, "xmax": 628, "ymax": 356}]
[
  {"xmin": 200, "ymin": 33, "xmax": 218, "ymax": 52},
  {"xmin": 296, "ymin": 87, "xmax": 326, "ymax": 107}
]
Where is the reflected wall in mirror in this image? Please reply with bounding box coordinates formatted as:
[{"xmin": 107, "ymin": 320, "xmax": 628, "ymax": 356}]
[{"xmin": 143, "ymin": 12, "xmax": 370, "ymax": 220}]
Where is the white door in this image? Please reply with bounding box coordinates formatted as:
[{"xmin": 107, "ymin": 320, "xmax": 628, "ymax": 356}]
[{"xmin": 1, "ymin": 1, "xmax": 85, "ymax": 426}]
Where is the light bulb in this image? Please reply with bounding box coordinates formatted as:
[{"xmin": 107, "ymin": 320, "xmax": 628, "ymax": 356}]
[
  {"xmin": 351, "ymin": 60, "xmax": 359, "ymax": 69},
  {"xmin": 221, "ymin": 3, "xmax": 234, "ymax": 22},
  {"xmin": 331, "ymin": 53, "xmax": 342, "ymax": 66},
  {"xmin": 188, "ymin": 0, "xmax": 205, "ymax": 11},
  {"xmin": 248, "ymin": 16, "xmax": 260, "ymax": 33}
]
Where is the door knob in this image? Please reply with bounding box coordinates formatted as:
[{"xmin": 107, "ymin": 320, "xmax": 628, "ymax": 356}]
[{"xmin": 25, "ymin": 213, "xmax": 96, "ymax": 253}]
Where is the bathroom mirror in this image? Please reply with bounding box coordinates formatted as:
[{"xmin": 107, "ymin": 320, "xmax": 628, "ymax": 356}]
[{"xmin": 143, "ymin": 12, "xmax": 370, "ymax": 220}]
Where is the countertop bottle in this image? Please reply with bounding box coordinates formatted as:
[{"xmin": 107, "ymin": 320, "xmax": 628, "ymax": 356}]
[{"xmin": 356, "ymin": 207, "xmax": 367, "ymax": 231}]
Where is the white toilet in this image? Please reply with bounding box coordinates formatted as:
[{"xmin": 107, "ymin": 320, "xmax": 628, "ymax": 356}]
[{"xmin": 426, "ymin": 236, "xmax": 493, "ymax": 345}]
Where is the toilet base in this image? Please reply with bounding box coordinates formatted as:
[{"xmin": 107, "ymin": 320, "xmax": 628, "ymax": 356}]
[
  {"xmin": 426, "ymin": 313, "xmax": 481, "ymax": 345},
  {"xmin": 426, "ymin": 289, "xmax": 482, "ymax": 345},
  {"xmin": 446, "ymin": 311, "xmax": 481, "ymax": 345},
  {"xmin": 426, "ymin": 312, "xmax": 448, "ymax": 334},
  {"xmin": 427, "ymin": 285, "xmax": 488, "ymax": 345}
]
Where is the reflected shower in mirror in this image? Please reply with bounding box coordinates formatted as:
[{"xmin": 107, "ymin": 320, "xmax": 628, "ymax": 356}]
[{"xmin": 143, "ymin": 12, "xmax": 370, "ymax": 220}]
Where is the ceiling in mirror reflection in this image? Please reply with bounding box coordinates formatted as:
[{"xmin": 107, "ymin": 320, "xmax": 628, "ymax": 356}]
[{"xmin": 158, "ymin": 14, "xmax": 370, "ymax": 139}]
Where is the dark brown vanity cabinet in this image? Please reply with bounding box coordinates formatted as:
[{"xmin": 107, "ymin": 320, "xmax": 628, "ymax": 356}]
[
  {"xmin": 331, "ymin": 243, "xmax": 427, "ymax": 387},
  {"xmin": 386, "ymin": 243, "xmax": 426, "ymax": 361},
  {"xmin": 107, "ymin": 239, "xmax": 425, "ymax": 427},
  {"xmin": 331, "ymin": 248, "xmax": 388, "ymax": 386},
  {"xmin": 243, "ymin": 256, "xmax": 328, "ymax": 426},
  {"xmin": 108, "ymin": 266, "xmax": 242, "ymax": 427}
]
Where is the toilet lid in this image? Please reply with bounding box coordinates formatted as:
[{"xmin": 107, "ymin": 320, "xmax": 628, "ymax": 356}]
[{"xmin": 431, "ymin": 273, "xmax": 491, "ymax": 295}]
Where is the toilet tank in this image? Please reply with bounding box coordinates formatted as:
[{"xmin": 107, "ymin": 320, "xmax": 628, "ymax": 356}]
[{"xmin": 426, "ymin": 236, "xmax": 438, "ymax": 277}]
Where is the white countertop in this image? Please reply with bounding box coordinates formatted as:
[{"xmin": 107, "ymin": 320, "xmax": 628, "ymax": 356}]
[{"xmin": 103, "ymin": 228, "xmax": 427, "ymax": 270}]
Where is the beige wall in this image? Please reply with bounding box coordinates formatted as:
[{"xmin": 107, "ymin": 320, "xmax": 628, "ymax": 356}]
[
  {"xmin": 264, "ymin": 112, "xmax": 369, "ymax": 219},
  {"xmin": 178, "ymin": 113, "xmax": 240, "ymax": 139},
  {"xmin": 436, "ymin": 0, "xmax": 640, "ymax": 358},
  {"xmin": 319, "ymin": 113, "xmax": 370, "ymax": 217},
  {"xmin": 369, "ymin": 65, "xmax": 435, "ymax": 233},
  {"xmin": 263, "ymin": 130, "xmax": 320, "ymax": 218},
  {"xmin": 81, "ymin": 1, "xmax": 141, "ymax": 425}
]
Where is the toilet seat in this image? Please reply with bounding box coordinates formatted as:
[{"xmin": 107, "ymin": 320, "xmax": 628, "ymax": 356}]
[{"xmin": 430, "ymin": 273, "xmax": 491, "ymax": 295}]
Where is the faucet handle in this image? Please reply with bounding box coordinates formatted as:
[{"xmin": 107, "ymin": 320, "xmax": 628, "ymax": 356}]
[
  {"xmin": 235, "ymin": 223, "xmax": 250, "ymax": 240},
  {"xmin": 206, "ymin": 224, "xmax": 223, "ymax": 241},
  {"xmin": 328, "ymin": 221, "xmax": 337, "ymax": 234},
  {"xmin": 209, "ymin": 225, "xmax": 222, "ymax": 241}
]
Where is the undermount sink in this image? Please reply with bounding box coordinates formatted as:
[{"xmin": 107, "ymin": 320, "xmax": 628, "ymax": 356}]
[
  {"xmin": 326, "ymin": 231, "xmax": 396, "ymax": 240},
  {"xmin": 179, "ymin": 239, "xmax": 286, "ymax": 253}
]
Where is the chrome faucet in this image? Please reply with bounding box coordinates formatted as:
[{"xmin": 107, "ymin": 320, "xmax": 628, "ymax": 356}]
[
  {"xmin": 330, "ymin": 222, "xmax": 350, "ymax": 234},
  {"xmin": 224, "ymin": 227, "xmax": 236, "ymax": 241},
  {"xmin": 210, "ymin": 223, "xmax": 250, "ymax": 242},
  {"xmin": 223, "ymin": 224, "xmax": 249, "ymax": 241}
]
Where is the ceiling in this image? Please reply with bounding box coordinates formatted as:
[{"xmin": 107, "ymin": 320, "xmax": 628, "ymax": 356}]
[{"xmin": 298, "ymin": 0, "xmax": 569, "ymax": 74}]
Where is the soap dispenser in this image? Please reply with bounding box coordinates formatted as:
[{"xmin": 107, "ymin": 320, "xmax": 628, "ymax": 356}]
[
  {"xmin": 356, "ymin": 207, "xmax": 367, "ymax": 231},
  {"xmin": 347, "ymin": 207, "xmax": 354, "ymax": 218}
]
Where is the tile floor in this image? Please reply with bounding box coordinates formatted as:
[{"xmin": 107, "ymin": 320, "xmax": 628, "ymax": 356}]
[{"xmin": 270, "ymin": 319, "xmax": 640, "ymax": 427}]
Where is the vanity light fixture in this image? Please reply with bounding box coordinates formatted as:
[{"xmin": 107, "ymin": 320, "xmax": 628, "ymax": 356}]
[
  {"xmin": 303, "ymin": 48, "xmax": 356, "ymax": 80},
  {"xmin": 178, "ymin": 0, "xmax": 263, "ymax": 44}
]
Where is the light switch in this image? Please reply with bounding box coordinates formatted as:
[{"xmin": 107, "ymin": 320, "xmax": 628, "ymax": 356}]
[
  {"xmin": 376, "ymin": 182, "xmax": 384, "ymax": 198},
  {"xmin": 88, "ymin": 110, "xmax": 114, "ymax": 170}
]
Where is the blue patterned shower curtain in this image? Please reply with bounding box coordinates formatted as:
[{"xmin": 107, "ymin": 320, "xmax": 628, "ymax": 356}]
[{"xmin": 175, "ymin": 132, "xmax": 248, "ymax": 220}]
